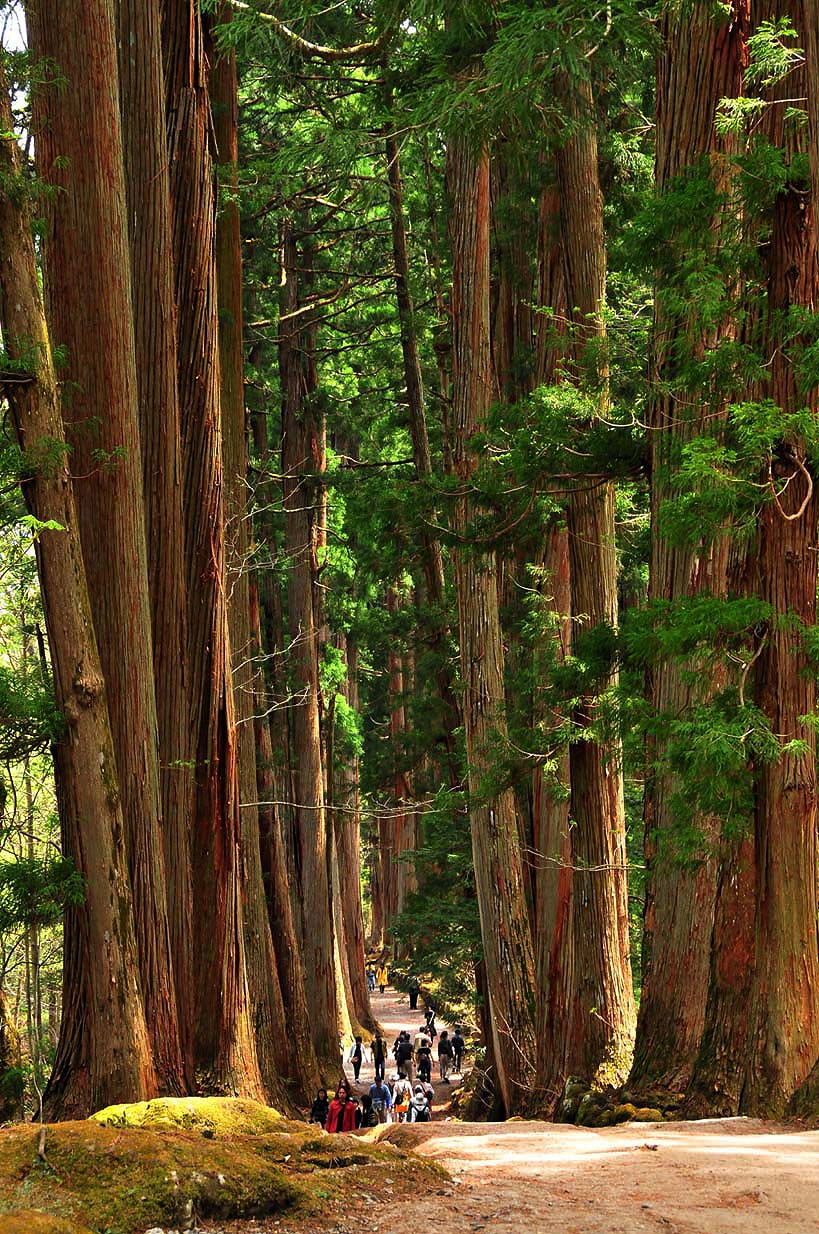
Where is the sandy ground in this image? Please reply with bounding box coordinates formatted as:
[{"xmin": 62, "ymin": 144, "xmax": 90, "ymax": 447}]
[{"xmin": 240, "ymin": 988, "xmax": 819, "ymax": 1234}]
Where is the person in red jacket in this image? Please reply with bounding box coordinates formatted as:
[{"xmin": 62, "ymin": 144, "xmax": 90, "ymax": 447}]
[{"xmin": 325, "ymin": 1085, "xmax": 358, "ymax": 1133}]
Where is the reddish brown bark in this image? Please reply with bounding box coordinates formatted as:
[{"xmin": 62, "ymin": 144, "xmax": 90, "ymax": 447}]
[
  {"xmin": 211, "ymin": 13, "xmax": 290, "ymax": 1106},
  {"xmin": 0, "ymin": 63, "xmax": 157, "ymax": 1117},
  {"xmin": 447, "ymin": 133, "xmax": 536, "ymax": 1113},
  {"xmin": 693, "ymin": 8, "xmax": 819, "ymax": 1112},
  {"xmin": 163, "ymin": 0, "xmax": 263, "ymax": 1097},
  {"xmin": 117, "ymin": 0, "xmax": 194, "ymax": 1086},
  {"xmin": 632, "ymin": 0, "xmax": 750, "ymax": 1095},
  {"xmin": 557, "ymin": 84, "xmax": 636, "ymax": 1087},
  {"xmin": 280, "ymin": 220, "xmax": 339, "ymax": 1065},
  {"xmin": 29, "ymin": 0, "xmax": 184, "ymax": 1096}
]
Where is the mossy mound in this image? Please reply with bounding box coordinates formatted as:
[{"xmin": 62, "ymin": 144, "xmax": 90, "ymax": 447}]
[
  {"xmin": 0, "ymin": 1214, "xmax": 93, "ymax": 1234},
  {"xmin": 90, "ymin": 1095, "xmax": 285, "ymax": 1136},
  {"xmin": 0, "ymin": 1117, "xmax": 442, "ymax": 1234}
]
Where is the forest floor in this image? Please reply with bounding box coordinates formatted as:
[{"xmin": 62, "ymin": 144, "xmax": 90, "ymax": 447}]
[{"xmin": 223, "ymin": 987, "xmax": 819, "ymax": 1234}]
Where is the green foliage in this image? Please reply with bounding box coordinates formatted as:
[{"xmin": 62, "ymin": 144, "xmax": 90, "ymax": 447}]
[{"xmin": 0, "ymin": 856, "xmax": 84, "ymax": 933}]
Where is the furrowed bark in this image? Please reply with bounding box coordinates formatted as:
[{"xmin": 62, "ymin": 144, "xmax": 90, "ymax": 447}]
[
  {"xmin": 29, "ymin": 0, "xmax": 184, "ymax": 1096},
  {"xmin": 631, "ymin": 0, "xmax": 749, "ymax": 1097},
  {"xmin": 0, "ymin": 62, "xmax": 156, "ymax": 1116},
  {"xmin": 447, "ymin": 132, "xmax": 537, "ymax": 1114},
  {"xmin": 280, "ymin": 219, "xmax": 340, "ymax": 1066},
  {"xmin": 117, "ymin": 0, "xmax": 194, "ymax": 1086},
  {"xmin": 163, "ymin": 0, "xmax": 263, "ymax": 1097}
]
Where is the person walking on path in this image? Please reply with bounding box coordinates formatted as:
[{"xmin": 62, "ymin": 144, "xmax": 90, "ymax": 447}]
[
  {"xmin": 350, "ymin": 1035, "xmax": 364, "ymax": 1082},
  {"xmin": 452, "ymin": 1027, "xmax": 466, "ymax": 1073},
  {"xmin": 408, "ymin": 1084, "xmax": 432, "ymax": 1122},
  {"xmin": 408, "ymin": 975, "xmax": 421, "ymax": 1010},
  {"xmin": 376, "ymin": 962, "xmax": 389, "ymax": 993},
  {"xmin": 438, "ymin": 1029, "xmax": 454, "ymax": 1083},
  {"xmin": 369, "ymin": 1076, "xmax": 393, "ymax": 1124},
  {"xmin": 372, "ymin": 1033, "xmax": 388, "ymax": 1082},
  {"xmin": 326, "ymin": 1085, "xmax": 357, "ymax": 1133},
  {"xmin": 393, "ymin": 1071, "xmax": 413, "ymax": 1123}
]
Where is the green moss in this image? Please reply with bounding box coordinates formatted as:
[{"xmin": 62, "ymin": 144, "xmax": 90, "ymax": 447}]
[
  {"xmin": 0, "ymin": 1214, "xmax": 94, "ymax": 1234},
  {"xmin": 90, "ymin": 1095, "xmax": 284, "ymax": 1136},
  {"xmin": 0, "ymin": 1113, "xmax": 445, "ymax": 1234},
  {"xmin": 632, "ymin": 1107, "xmax": 663, "ymax": 1122},
  {"xmin": 612, "ymin": 1103, "xmax": 637, "ymax": 1123}
]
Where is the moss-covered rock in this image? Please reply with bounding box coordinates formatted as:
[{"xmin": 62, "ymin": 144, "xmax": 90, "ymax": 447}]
[
  {"xmin": 90, "ymin": 1095, "xmax": 284, "ymax": 1136},
  {"xmin": 612, "ymin": 1103, "xmax": 638, "ymax": 1124},
  {"xmin": 633, "ymin": 1107, "xmax": 663, "ymax": 1123},
  {"xmin": 576, "ymin": 1094, "xmax": 605, "ymax": 1127},
  {"xmin": 0, "ymin": 1214, "xmax": 93, "ymax": 1234},
  {"xmin": 0, "ymin": 1116, "xmax": 442, "ymax": 1234}
]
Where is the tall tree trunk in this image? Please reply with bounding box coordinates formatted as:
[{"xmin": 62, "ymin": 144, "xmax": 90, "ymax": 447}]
[
  {"xmin": 447, "ymin": 133, "xmax": 536, "ymax": 1113},
  {"xmin": 385, "ymin": 116, "xmax": 460, "ymax": 783},
  {"xmin": 558, "ymin": 82, "xmax": 636, "ymax": 1086},
  {"xmin": 210, "ymin": 7, "xmax": 289, "ymax": 1107},
  {"xmin": 117, "ymin": 0, "xmax": 194, "ymax": 1086},
  {"xmin": 280, "ymin": 220, "xmax": 340, "ymax": 1065},
  {"xmin": 632, "ymin": 0, "xmax": 749, "ymax": 1096},
  {"xmin": 335, "ymin": 636, "xmax": 376, "ymax": 1030},
  {"xmin": 252, "ymin": 581, "xmax": 321, "ymax": 1099},
  {"xmin": 0, "ymin": 67, "xmax": 156, "ymax": 1116},
  {"xmin": 693, "ymin": 2, "xmax": 819, "ymax": 1114},
  {"xmin": 29, "ymin": 0, "xmax": 184, "ymax": 1096},
  {"xmin": 163, "ymin": 0, "xmax": 263, "ymax": 1097}
]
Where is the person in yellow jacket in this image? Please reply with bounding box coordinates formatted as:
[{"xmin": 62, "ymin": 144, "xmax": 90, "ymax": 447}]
[{"xmin": 376, "ymin": 962, "xmax": 389, "ymax": 993}]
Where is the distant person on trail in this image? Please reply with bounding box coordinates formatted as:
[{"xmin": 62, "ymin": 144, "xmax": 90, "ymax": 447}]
[
  {"xmin": 367, "ymin": 965, "xmax": 376, "ymax": 992},
  {"xmin": 452, "ymin": 1027, "xmax": 466, "ymax": 1073},
  {"xmin": 372, "ymin": 1033, "xmax": 388, "ymax": 1082},
  {"xmin": 326, "ymin": 1085, "xmax": 357, "ymax": 1133},
  {"xmin": 414, "ymin": 1026, "xmax": 431, "ymax": 1052},
  {"xmin": 369, "ymin": 1077, "xmax": 393, "ymax": 1124},
  {"xmin": 309, "ymin": 1087, "xmax": 329, "ymax": 1125},
  {"xmin": 438, "ymin": 1030, "xmax": 454, "ymax": 1083},
  {"xmin": 416, "ymin": 1041, "xmax": 432, "ymax": 1083},
  {"xmin": 393, "ymin": 1071, "xmax": 413, "ymax": 1122},
  {"xmin": 350, "ymin": 1035, "xmax": 364, "ymax": 1082},
  {"xmin": 396, "ymin": 1030, "xmax": 415, "ymax": 1081},
  {"xmin": 408, "ymin": 1084, "xmax": 432, "ymax": 1123},
  {"xmin": 424, "ymin": 1007, "xmax": 437, "ymax": 1041},
  {"xmin": 376, "ymin": 962, "xmax": 389, "ymax": 993},
  {"xmin": 408, "ymin": 974, "xmax": 421, "ymax": 1010}
]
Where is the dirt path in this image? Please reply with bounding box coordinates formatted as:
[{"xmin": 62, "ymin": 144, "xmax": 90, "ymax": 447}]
[
  {"xmin": 341, "ymin": 986, "xmax": 464, "ymax": 1117},
  {"xmin": 253, "ymin": 988, "xmax": 819, "ymax": 1234}
]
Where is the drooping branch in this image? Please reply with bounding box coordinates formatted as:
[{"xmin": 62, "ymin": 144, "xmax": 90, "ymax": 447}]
[{"xmin": 228, "ymin": 0, "xmax": 394, "ymax": 61}]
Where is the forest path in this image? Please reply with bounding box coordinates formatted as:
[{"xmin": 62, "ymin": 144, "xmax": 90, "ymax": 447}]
[
  {"xmin": 365, "ymin": 1116, "xmax": 819, "ymax": 1234},
  {"xmin": 342, "ymin": 985, "xmax": 465, "ymax": 1117}
]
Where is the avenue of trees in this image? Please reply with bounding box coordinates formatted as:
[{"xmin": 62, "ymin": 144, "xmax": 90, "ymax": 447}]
[{"xmin": 1, "ymin": 0, "xmax": 819, "ymax": 1124}]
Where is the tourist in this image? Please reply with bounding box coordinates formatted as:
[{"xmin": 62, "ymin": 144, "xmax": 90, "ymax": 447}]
[
  {"xmin": 396, "ymin": 1030, "xmax": 415, "ymax": 1081},
  {"xmin": 408, "ymin": 974, "xmax": 421, "ymax": 1010},
  {"xmin": 452, "ymin": 1027, "xmax": 466, "ymax": 1073},
  {"xmin": 393, "ymin": 1070, "xmax": 413, "ymax": 1122},
  {"xmin": 438, "ymin": 1029, "xmax": 454, "ymax": 1082},
  {"xmin": 424, "ymin": 1007, "xmax": 438, "ymax": 1041},
  {"xmin": 309, "ymin": 1086, "xmax": 329, "ymax": 1125},
  {"xmin": 360, "ymin": 1093, "xmax": 379, "ymax": 1127},
  {"xmin": 369, "ymin": 1076, "xmax": 393, "ymax": 1124},
  {"xmin": 417, "ymin": 1040, "xmax": 432, "ymax": 1083},
  {"xmin": 408, "ymin": 1084, "xmax": 432, "ymax": 1123},
  {"xmin": 326, "ymin": 1085, "xmax": 357, "ymax": 1133},
  {"xmin": 376, "ymin": 961, "xmax": 389, "ymax": 993},
  {"xmin": 366, "ymin": 965, "xmax": 376, "ymax": 992},
  {"xmin": 372, "ymin": 1033, "xmax": 388, "ymax": 1082},
  {"xmin": 350, "ymin": 1034, "xmax": 364, "ymax": 1082}
]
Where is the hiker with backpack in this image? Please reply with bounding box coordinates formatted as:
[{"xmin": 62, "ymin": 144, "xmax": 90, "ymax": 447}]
[
  {"xmin": 392, "ymin": 1071, "xmax": 413, "ymax": 1123},
  {"xmin": 395, "ymin": 1030, "xmax": 415, "ymax": 1081},
  {"xmin": 408, "ymin": 974, "xmax": 421, "ymax": 1011},
  {"xmin": 359, "ymin": 1094, "xmax": 379, "ymax": 1128},
  {"xmin": 416, "ymin": 1040, "xmax": 432, "ymax": 1083},
  {"xmin": 408, "ymin": 1084, "xmax": 432, "ymax": 1123}
]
